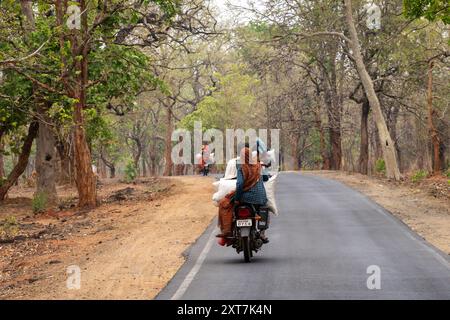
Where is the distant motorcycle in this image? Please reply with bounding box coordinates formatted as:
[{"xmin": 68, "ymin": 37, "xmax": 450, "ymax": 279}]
[{"xmin": 231, "ymin": 203, "xmax": 269, "ymax": 262}]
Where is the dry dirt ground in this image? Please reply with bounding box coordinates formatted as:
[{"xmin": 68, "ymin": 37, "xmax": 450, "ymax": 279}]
[
  {"xmin": 0, "ymin": 176, "xmax": 216, "ymax": 299},
  {"xmin": 306, "ymin": 171, "xmax": 450, "ymax": 255}
]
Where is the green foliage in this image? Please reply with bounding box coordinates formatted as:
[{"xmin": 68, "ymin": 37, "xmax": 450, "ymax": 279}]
[
  {"xmin": 124, "ymin": 161, "xmax": 137, "ymax": 183},
  {"xmin": 180, "ymin": 65, "xmax": 259, "ymax": 131},
  {"xmin": 411, "ymin": 169, "xmax": 428, "ymax": 182},
  {"xmin": 403, "ymin": 0, "xmax": 450, "ymax": 24},
  {"xmin": 0, "ymin": 216, "xmax": 19, "ymax": 239},
  {"xmin": 375, "ymin": 159, "xmax": 386, "ymax": 174},
  {"xmin": 0, "ymin": 71, "xmax": 34, "ymax": 135},
  {"xmin": 0, "ymin": 0, "xmax": 171, "ymax": 143},
  {"xmin": 32, "ymin": 192, "xmax": 48, "ymax": 213},
  {"xmin": 88, "ymin": 44, "xmax": 167, "ymax": 110}
]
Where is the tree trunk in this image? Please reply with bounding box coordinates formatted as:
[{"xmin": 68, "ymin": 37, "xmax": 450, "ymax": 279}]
[
  {"xmin": 73, "ymin": 101, "xmax": 97, "ymax": 207},
  {"xmin": 359, "ymin": 99, "xmax": 370, "ymax": 174},
  {"xmin": 21, "ymin": 0, "xmax": 58, "ymax": 201},
  {"xmin": 439, "ymin": 140, "xmax": 446, "ymax": 172},
  {"xmin": 0, "ymin": 135, "xmax": 5, "ymax": 179},
  {"xmin": 372, "ymin": 123, "xmax": 383, "ymax": 161},
  {"xmin": 100, "ymin": 150, "xmax": 115, "ymax": 179},
  {"xmin": 132, "ymin": 138, "xmax": 142, "ymax": 176},
  {"xmin": 387, "ymin": 105, "xmax": 402, "ymax": 172},
  {"xmin": 329, "ymin": 124, "xmax": 342, "ymax": 170},
  {"xmin": 292, "ymin": 136, "xmax": 300, "ymax": 171},
  {"xmin": 427, "ymin": 60, "xmax": 441, "ymax": 175},
  {"xmin": 141, "ymin": 154, "xmax": 147, "ymax": 177},
  {"xmin": 70, "ymin": 0, "xmax": 97, "ymax": 208},
  {"xmin": 20, "ymin": 0, "xmax": 35, "ymax": 29},
  {"xmin": 98, "ymin": 156, "xmax": 107, "ymax": 179},
  {"xmin": 149, "ymin": 139, "xmax": 159, "ymax": 176},
  {"xmin": 35, "ymin": 103, "xmax": 57, "ymax": 205},
  {"xmin": 314, "ymin": 110, "xmax": 330, "ymax": 170},
  {"xmin": 56, "ymin": 141, "xmax": 74, "ymax": 185},
  {"xmin": 163, "ymin": 106, "xmax": 173, "ymax": 176},
  {"xmin": 0, "ymin": 122, "xmax": 38, "ymax": 200},
  {"xmin": 344, "ymin": 0, "xmax": 401, "ymax": 180},
  {"xmin": 324, "ymin": 76, "xmax": 342, "ymax": 170}
]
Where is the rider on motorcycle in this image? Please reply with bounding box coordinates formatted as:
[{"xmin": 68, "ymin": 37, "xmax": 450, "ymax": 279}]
[
  {"xmin": 234, "ymin": 147, "xmax": 267, "ymax": 207},
  {"xmin": 233, "ymin": 146, "xmax": 269, "ymax": 243},
  {"xmin": 217, "ymin": 143, "xmax": 270, "ymax": 243}
]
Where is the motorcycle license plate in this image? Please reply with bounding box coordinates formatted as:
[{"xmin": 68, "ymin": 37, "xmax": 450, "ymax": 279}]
[{"xmin": 236, "ymin": 219, "xmax": 252, "ymax": 227}]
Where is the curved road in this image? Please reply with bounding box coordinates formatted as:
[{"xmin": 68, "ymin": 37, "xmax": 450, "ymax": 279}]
[{"xmin": 157, "ymin": 173, "xmax": 450, "ymax": 299}]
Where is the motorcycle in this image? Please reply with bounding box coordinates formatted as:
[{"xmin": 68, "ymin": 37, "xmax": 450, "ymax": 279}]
[{"xmin": 231, "ymin": 203, "xmax": 269, "ymax": 262}]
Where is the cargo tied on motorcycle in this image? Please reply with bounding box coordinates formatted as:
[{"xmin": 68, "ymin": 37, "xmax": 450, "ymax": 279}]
[{"xmin": 212, "ymin": 175, "xmax": 278, "ymax": 215}]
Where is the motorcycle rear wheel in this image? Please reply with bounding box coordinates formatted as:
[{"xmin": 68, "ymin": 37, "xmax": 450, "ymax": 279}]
[{"xmin": 242, "ymin": 236, "xmax": 251, "ymax": 263}]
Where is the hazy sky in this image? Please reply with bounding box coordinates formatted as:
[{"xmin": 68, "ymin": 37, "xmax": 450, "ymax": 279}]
[{"xmin": 212, "ymin": 0, "xmax": 263, "ymax": 24}]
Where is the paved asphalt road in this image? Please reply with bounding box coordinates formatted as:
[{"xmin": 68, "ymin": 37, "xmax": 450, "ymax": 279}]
[{"xmin": 157, "ymin": 172, "xmax": 450, "ymax": 299}]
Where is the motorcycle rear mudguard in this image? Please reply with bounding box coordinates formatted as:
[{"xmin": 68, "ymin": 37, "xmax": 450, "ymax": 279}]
[{"xmin": 239, "ymin": 227, "xmax": 251, "ymax": 237}]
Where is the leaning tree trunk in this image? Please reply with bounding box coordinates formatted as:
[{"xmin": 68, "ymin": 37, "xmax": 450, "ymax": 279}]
[
  {"xmin": 344, "ymin": 0, "xmax": 401, "ymax": 180},
  {"xmin": 35, "ymin": 103, "xmax": 57, "ymax": 205},
  {"xmin": 163, "ymin": 106, "xmax": 173, "ymax": 176},
  {"xmin": 0, "ymin": 122, "xmax": 38, "ymax": 200},
  {"xmin": 359, "ymin": 99, "xmax": 370, "ymax": 174},
  {"xmin": 427, "ymin": 60, "xmax": 441, "ymax": 175},
  {"xmin": 99, "ymin": 149, "xmax": 115, "ymax": 179}
]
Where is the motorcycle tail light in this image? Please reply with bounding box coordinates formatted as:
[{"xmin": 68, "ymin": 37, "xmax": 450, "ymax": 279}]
[{"xmin": 237, "ymin": 207, "xmax": 251, "ymax": 218}]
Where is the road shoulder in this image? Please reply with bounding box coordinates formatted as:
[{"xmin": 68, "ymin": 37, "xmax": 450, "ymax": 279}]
[{"xmin": 0, "ymin": 176, "xmax": 217, "ymax": 299}]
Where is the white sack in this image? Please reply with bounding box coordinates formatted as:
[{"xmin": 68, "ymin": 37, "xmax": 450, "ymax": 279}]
[
  {"xmin": 264, "ymin": 174, "xmax": 278, "ymax": 215},
  {"xmin": 212, "ymin": 179, "xmax": 237, "ymax": 202}
]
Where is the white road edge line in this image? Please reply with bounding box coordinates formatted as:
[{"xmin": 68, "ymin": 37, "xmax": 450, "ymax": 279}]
[{"xmin": 171, "ymin": 226, "xmax": 218, "ymax": 300}]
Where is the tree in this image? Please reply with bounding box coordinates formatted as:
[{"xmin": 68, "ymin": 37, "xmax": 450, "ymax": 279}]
[
  {"xmin": 180, "ymin": 65, "xmax": 260, "ymax": 131},
  {"xmin": 403, "ymin": 0, "xmax": 449, "ymax": 174},
  {"xmin": 18, "ymin": 0, "xmax": 58, "ymax": 206},
  {"xmin": 344, "ymin": 0, "xmax": 401, "ymax": 180},
  {"xmin": 1, "ymin": 0, "xmax": 186, "ymax": 206}
]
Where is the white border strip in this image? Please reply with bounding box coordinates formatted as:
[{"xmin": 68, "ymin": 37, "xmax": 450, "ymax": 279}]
[{"xmin": 170, "ymin": 226, "xmax": 217, "ymax": 300}]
